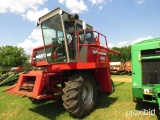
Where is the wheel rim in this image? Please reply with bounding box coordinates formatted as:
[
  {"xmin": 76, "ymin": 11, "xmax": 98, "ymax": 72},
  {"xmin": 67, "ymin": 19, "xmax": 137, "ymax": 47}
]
[{"xmin": 82, "ymin": 83, "xmax": 93, "ymax": 105}]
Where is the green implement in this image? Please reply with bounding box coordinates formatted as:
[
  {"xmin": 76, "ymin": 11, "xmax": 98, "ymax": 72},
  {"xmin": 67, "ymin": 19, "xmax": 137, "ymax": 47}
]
[
  {"xmin": 0, "ymin": 72, "xmax": 17, "ymax": 85},
  {"xmin": 132, "ymin": 37, "xmax": 160, "ymax": 110},
  {"xmin": 0, "ymin": 65, "xmax": 31, "ymax": 86}
]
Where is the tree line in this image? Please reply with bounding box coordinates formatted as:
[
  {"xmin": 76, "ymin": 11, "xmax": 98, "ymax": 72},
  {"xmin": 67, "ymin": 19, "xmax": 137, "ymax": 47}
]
[
  {"xmin": 109, "ymin": 45, "xmax": 131, "ymax": 62},
  {"xmin": 0, "ymin": 46, "xmax": 29, "ymax": 67}
]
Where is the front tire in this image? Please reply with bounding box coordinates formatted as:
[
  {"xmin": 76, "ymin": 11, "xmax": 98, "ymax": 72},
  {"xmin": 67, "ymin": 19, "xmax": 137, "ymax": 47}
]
[{"xmin": 62, "ymin": 73, "xmax": 97, "ymax": 118}]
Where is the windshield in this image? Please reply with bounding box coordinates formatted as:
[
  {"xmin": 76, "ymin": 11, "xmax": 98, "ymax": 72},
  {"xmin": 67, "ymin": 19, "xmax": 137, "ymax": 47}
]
[{"xmin": 41, "ymin": 14, "xmax": 67, "ymax": 63}]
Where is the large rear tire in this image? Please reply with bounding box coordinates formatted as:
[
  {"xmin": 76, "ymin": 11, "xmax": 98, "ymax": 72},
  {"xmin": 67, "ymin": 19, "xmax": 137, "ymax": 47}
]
[{"xmin": 62, "ymin": 73, "xmax": 97, "ymax": 118}]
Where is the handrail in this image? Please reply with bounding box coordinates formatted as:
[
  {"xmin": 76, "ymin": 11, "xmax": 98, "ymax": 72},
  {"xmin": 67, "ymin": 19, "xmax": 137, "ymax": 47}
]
[{"xmin": 76, "ymin": 30, "xmax": 120, "ymax": 62}]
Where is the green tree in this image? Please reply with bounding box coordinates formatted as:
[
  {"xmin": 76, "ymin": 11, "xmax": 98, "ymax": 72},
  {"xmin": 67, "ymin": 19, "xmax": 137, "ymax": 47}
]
[
  {"xmin": 0, "ymin": 46, "xmax": 29, "ymax": 66},
  {"xmin": 109, "ymin": 45, "xmax": 131, "ymax": 62}
]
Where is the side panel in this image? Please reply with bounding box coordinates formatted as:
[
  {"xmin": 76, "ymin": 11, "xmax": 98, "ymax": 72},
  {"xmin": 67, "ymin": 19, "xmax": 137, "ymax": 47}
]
[
  {"xmin": 95, "ymin": 68, "xmax": 112, "ymax": 92},
  {"xmin": 132, "ymin": 45, "xmax": 144, "ymax": 99},
  {"xmin": 132, "ymin": 88, "xmax": 143, "ymax": 98},
  {"xmin": 131, "ymin": 50, "xmax": 142, "ymax": 89},
  {"xmin": 80, "ymin": 43, "xmax": 88, "ymax": 62}
]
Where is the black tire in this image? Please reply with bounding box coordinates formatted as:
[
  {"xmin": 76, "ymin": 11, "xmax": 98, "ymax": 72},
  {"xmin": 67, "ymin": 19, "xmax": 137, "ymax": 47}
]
[{"xmin": 62, "ymin": 73, "xmax": 97, "ymax": 118}]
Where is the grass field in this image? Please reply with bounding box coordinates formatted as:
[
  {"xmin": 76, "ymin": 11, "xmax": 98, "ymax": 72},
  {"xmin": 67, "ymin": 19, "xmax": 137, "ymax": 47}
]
[
  {"xmin": 0, "ymin": 76, "xmax": 159, "ymax": 120},
  {"xmin": 112, "ymin": 75, "xmax": 132, "ymax": 82}
]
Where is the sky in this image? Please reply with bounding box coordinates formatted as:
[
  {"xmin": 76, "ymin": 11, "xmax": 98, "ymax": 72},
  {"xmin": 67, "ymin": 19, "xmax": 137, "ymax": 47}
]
[{"xmin": 0, "ymin": 0, "xmax": 160, "ymax": 54}]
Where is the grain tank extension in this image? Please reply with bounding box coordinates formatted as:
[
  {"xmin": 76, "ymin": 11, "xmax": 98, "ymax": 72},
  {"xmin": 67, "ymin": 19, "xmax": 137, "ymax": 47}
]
[{"xmin": 132, "ymin": 38, "xmax": 160, "ymax": 109}]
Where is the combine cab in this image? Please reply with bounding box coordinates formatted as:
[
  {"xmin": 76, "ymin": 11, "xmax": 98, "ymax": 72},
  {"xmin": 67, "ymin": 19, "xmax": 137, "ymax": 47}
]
[
  {"xmin": 4, "ymin": 8, "xmax": 120, "ymax": 118},
  {"xmin": 132, "ymin": 38, "xmax": 160, "ymax": 110}
]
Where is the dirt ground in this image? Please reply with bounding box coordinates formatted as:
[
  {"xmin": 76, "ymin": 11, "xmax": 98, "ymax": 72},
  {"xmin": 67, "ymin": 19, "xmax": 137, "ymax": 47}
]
[{"xmin": 111, "ymin": 75, "xmax": 132, "ymax": 82}]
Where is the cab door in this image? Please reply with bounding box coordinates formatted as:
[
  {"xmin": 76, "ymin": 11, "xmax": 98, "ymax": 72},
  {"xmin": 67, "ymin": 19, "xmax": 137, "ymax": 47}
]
[{"xmin": 76, "ymin": 24, "xmax": 88, "ymax": 62}]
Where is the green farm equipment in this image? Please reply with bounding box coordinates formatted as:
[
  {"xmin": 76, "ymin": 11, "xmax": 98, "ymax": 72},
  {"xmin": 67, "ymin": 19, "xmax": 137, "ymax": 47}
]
[
  {"xmin": 132, "ymin": 37, "xmax": 160, "ymax": 109},
  {"xmin": 0, "ymin": 66, "xmax": 11, "ymax": 75},
  {"xmin": 0, "ymin": 65, "xmax": 30, "ymax": 86}
]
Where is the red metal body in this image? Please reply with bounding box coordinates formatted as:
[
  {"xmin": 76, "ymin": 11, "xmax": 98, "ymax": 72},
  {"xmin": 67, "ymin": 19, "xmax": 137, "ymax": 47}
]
[
  {"xmin": 5, "ymin": 30, "xmax": 120, "ymax": 100},
  {"xmin": 4, "ymin": 8, "xmax": 121, "ymax": 118}
]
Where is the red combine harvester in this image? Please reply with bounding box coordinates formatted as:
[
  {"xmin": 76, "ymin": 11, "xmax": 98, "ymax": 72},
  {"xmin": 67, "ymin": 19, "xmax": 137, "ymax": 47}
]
[{"xmin": 4, "ymin": 8, "xmax": 120, "ymax": 118}]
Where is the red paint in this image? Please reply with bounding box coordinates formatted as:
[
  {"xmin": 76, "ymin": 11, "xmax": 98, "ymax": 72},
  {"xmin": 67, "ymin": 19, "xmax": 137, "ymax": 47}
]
[{"xmin": 5, "ymin": 30, "xmax": 120, "ymax": 99}]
